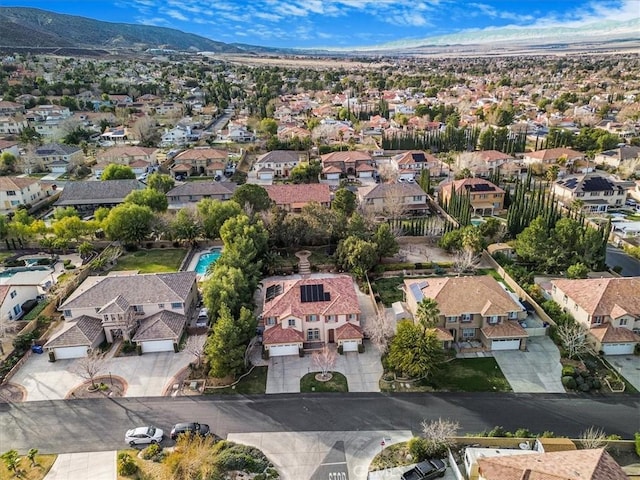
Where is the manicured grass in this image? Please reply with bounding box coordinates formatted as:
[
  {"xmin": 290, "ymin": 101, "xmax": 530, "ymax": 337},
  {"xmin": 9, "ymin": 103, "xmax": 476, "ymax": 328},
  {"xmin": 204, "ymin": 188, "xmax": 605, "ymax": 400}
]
[
  {"xmin": 300, "ymin": 371, "xmax": 349, "ymax": 392},
  {"xmin": 431, "ymin": 358, "xmax": 512, "ymax": 392},
  {"xmin": 0, "ymin": 454, "xmax": 56, "ymax": 480},
  {"xmin": 371, "ymin": 276, "xmax": 405, "ymax": 307},
  {"xmin": 113, "ymin": 249, "xmax": 186, "ymax": 273},
  {"xmin": 207, "ymin": 366, "xmax": 268, "ymax": 395}
]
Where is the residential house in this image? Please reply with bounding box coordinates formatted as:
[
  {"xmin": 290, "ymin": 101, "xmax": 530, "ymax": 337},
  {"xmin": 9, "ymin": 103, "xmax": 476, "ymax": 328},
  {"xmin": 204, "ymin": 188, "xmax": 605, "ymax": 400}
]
[
  {"xmin": 264, "ymin": 184, "xmax": 330, "ymax": 212},
  {"xmin": 171, "ymin": 147, "xmax": 228, "ymax": 177},
  {"xmin": 439, "ymin": 178, "xmax": 505, "ymax": 216},
  {"xmin": 0, "ymin": 177, "xmax": 51, "ymax": 213},
  {"xmin": 277, "ymin": 126, "xmax": 311, "ymax": 142},
  {"xmin": 0, "ymin": 116, "xmax": 28, "ymax": 136},
  {"xmin": 155, "ymin": 102, "xmax": 183, "ymax": 116},
  {"xmin": 160, "ymin": 125, "xmax": 190, "ymax": 147},
  {"xmin": 34, "ymin": 143, "xmax": 83, "ymax": 173},
  {"xmin": 476, "ymin": 150, "xmax": 516, "ymax": 174},
  {"xmin": 254, "ymin": 150, "xmax": 306, "ymax": 180},
  {"xmin": 94, "ymin": 146, "xmax": 158, "ymax": 177},
  {"xmin": 475, "ymin": 448, "xmax": 626, "ymax": 480},
  {"xmin": 261, "ymin": 275, "xmax": 362, "ymax": 356},
  {"xmin": 226, "ymin": 125, "xmax": 255, "ymax": 143},
  {"xmin": 100, "ymin": 126, "xmax": 129, "ymax": 143},
  {"xmin": 166, "ymin": 181, "xmax": 236, "ymax": 209},
  {"xmin": 551, "ymin": 172, "xmax": 631, "ymax": 212},
  {"xmin": 0, "ymin": 268, "xmax": 54, "ymax": 321},
  {"xmin": 0, "ymin": 140, "xmax": 20, "ymax": 157},
  {"xmin": 55, "ymin": 179, "xmax": 144, "ymax": 215},
  {"xmin": 321, "ymin": 151, "xmax": 373, "ymax": 176},
  {"xmin": 550, "ymin": 277, "xmax": 640, "ymax": 355},
  {"xmin": 521, "ymin": 147, "xmax": 584, "ymax": 166},
  {"xmin": 48, "ymin": 271, "xmax": 198, "ymax": 359},
  {"xmin": 358, "ymin": 183, "xmax": 429, "ymax": 217},
  {"xmin": 404, "ymin": 276, "xmax": 527, "ymax": 350},
  {"xmin": 0, "ymin": 100, "xmax": 25, "ymax": 116},
  {"xmin": 594, "ymin": 145, "xmax": 640, "ymax": 174},
  {"xmin": 390, "ymin": 150, "xmax": 439, "ymax": 181}
]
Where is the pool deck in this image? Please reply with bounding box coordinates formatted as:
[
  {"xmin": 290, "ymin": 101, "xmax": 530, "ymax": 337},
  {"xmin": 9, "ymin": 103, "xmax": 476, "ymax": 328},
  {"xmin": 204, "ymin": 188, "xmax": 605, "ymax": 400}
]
[{"xmin": 186, "ymin": 247, "xmax": 222, "ymax": 278}]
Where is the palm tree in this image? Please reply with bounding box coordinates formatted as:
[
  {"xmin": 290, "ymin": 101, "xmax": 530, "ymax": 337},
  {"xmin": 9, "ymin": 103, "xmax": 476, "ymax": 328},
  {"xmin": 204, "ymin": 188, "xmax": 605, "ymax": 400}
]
[{"xmin": 416, "ymin": 298, "xmax": 440, "ymax": 331}]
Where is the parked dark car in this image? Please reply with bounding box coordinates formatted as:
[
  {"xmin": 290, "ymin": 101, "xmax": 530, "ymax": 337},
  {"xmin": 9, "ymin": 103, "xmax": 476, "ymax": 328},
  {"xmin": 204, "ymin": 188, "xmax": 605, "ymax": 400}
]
[
  {"xmin": 170, "ymin": 422, "xmax": 211, "ymax": 440},
  {"xmin": 401, "ymin": 458, "xmax": 446, "ymax": 480}
]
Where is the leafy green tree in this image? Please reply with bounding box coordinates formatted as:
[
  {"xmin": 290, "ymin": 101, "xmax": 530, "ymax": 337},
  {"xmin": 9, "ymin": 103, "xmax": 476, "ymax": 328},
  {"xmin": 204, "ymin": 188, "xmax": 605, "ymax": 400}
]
[
  {"xmin": 335, "ymin": 236, "xmax": 378, "ymax": 279},
  {"xmin": 77, "ymin": 241, "xmax": 94, "ymax": 260},
  {"xmin": 387, "ymin": 321, "xmax": 445, "ymax": 379},
  {"xmin": 438, "ymin": 228, "xmax": 464, "ymax": 252},
  {"xmin": 514, "ymin": 216, "xmax": 550, "ymax": 267},
  {"xmin": 205, "ymin": 303, "xmax": 246, "ymax": 378},
  {"xmin": 124, "ymin": 188, "xmax": 168, "ymax": 212},
  {"xmin": 0, "ymin": 152, "xmax": 17, "ymax": 176},
  {"xmin": 101, "ymin": 164, "xmax": 136, "ymax": 180},
  {"xmin": 373, "ymin": 222, "xmax": 399, "ymax": 259},
  {"xmin": 196, "ymin": 199, "xmax": 242, "ymax": 239},
  {"xmin": 52, "ymin": 216, "xmax": 90, "ymax": 241},
  {"xmin": 220, "ymin": 214, "xmax": 268, "ymax": 259},
  {"xmin": 53, "ymin": 206, "xmax": 79, "ymax": 220},
  {"xmin": 26, "ymin": 448, "xmax": 38, "ymax": 467},
  {"xmin": 103, "ymin": 203, "xmax": 154, "ymax": 245},
  {"xmin": 0, "ymin": 215, "xmax": 8, "ymax": 239},
  {"xmin": 146, "ymin": 172, "xmax": 175, "ymax": 193},
  {"xmin": 567, "ymin": 262, "xmax": 589, "ymax": 279},
  {"xmin": 94, "ymin": 207, "xmax": 111, "ymax": 223},
  {"xmin": 289, "ymin": 161, "xmax": 322, "ymax": 184},
  {"xmin": 346, "ymin": 212, "xmax": 373, "ymax": 240},
  {"xmin": 170, "ymin": 208, "xmax": 201, "ymax": 246},
  {"xmin": 258, "ymin": 118, "xmax": 278, "ymax": 136},
  {"xmin": 332, "ymin": 188, "xmax": 356, "ymax": 217},
  {"xmin": 1, "ymin": 449, "xmax": 21, "ymax": 474},
  {"xmin": 231, "ymin": 184, "xmax": 272, "ymax": 212},
  {"xmin": 202, "ymin": 264, "xmax": 250, "ymax": 319},
  {"xmin": 416, "ymin": 298, "xmax": 441, "ymax": 329}
]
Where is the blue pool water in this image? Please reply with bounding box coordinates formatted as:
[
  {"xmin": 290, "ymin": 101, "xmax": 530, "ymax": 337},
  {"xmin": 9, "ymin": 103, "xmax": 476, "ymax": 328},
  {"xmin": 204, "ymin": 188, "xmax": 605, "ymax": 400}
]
[{"xmin": 194, "ymin": 249, "xmax": 222, "ymax": 276}]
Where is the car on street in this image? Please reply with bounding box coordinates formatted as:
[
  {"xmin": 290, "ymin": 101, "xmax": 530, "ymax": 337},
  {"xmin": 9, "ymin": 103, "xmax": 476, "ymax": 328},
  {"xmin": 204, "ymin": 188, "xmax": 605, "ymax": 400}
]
[
  {"xmin": 125, "ymin": 426, "xmax": 163, "ymax": 446},
  {"xmin": 170, "ymin": 422, "xmax": 211, "ymax": 440},
  {"xmin": 401, "ymin": 458, "xmax": 446, "ymax": 480}
]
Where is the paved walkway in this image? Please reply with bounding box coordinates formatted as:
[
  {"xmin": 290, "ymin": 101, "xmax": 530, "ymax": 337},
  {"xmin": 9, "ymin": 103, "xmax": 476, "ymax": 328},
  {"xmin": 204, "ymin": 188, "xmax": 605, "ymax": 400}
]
[
  {"xmin": 493, "ymin": 336, "xmax": 565, "ymax": 393},
  {"xmin": 266, "ymin": 344, "xmax": 383, "ymax": 394},
  {"xmin": 11, "ymin": 335, "xmax": 205, "ymax": 401},
  {"xmin": 44, "ymin": 451, "xmax": 115, "ymax": 480}
]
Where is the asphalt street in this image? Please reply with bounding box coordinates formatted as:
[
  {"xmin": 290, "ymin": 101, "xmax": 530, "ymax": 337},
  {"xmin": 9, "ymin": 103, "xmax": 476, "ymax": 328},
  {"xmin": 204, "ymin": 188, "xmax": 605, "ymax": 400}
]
[
  {"xmin": 1, "ymin": 393, "xmax": 638, "ymax": 454},
  {"xmin": 606, "ymin": 245, "xmax": 640, "ymax": 276}
]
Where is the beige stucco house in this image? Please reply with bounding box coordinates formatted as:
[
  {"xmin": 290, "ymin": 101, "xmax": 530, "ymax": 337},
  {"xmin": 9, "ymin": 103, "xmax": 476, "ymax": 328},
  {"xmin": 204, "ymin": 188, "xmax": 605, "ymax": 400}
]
[{"xmin": 551, "ymin": 172, "xmax": 631, "ymax": 212}]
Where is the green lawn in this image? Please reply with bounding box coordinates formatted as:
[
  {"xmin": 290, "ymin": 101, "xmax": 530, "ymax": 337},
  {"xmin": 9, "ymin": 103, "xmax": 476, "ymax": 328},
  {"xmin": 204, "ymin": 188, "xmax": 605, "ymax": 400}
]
[
  {"xmin": 300, "ymin": 371, "xmax": 349, "ymax": 392},
  {"xmin": 207, "ymin": 367, "xmax": 267, "ymax": 395},
  {"xmin": 112, "ymin": 249, "xmax": 186, "ymax": 273},
  {"xmin": 431, "ymin": 358, "xmax": 512, "ymax": 392},
  {"xmin": 371, "ymin": 276, "xmax": 405, "ymax": 307}
]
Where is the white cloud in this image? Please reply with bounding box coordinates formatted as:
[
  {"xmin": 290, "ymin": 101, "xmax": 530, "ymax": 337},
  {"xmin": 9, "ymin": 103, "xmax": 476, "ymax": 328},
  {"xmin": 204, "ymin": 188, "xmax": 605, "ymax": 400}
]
[{"xmin": 164, "ymin": 9, "xmax": 188, "ymax": 21}]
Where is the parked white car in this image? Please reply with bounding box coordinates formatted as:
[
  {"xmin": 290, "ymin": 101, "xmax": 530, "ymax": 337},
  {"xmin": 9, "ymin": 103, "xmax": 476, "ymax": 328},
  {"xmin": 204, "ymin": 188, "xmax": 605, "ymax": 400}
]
[{"xmin": 125, "ymin": 426, "xmax": 163, "ymax": 446}]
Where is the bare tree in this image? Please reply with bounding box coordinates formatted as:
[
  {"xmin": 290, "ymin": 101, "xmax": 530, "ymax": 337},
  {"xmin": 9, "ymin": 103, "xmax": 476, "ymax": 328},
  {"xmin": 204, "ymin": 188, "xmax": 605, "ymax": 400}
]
[
  {"xmin": 421, "ymin": 417, "xmax": 460, "ymax": 449},
  {"xmin": 579, "ymin": 426, "xmax": 607, "ymax": 449},
  {"xmin": 364, "ymin": 309, "xmax": 396, "ymax": 353},
  {"xmin": 556, "ymin": 321, "xmax": 589, "ymax": 359},
  {"xmin": 131, "ymin": 116, "xmax": 158, "ymax": 146},
  {"xmin": 312, "ymin": 346, "xmax": 337, "ymax": 380},
  {"xmin": 384, "ymin": 186, "xmax": 407, "ymax": 220},
  {"xmin": 453, "ymin": 248, "xmax": 481, "ymax": 274},
  {"xmin": 73, "ymin": 351, "xmax": 106, "ymax": 389}
]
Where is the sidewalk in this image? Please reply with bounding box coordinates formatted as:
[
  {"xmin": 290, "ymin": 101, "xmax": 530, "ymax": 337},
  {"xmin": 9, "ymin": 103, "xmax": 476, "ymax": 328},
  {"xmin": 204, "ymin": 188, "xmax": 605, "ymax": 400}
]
[{"xmin": 44, "ymin": 451, "xmax": 116, "ymax": 480}]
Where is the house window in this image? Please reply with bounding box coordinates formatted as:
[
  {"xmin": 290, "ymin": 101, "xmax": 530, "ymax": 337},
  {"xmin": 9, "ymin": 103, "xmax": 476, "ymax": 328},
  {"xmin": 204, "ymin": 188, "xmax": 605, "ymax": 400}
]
[
  {"xmin": 348, "ymin": 314, "xmax": 356, "ymax": 321},
  {"xmin": 171, "ymin": 302, "xmax": 182, "ymax": 309},
  {"xmin": 462, "ymin": 328, "xmax": 475, "ymax": 338},
  {"xmin": 488, "ymin": 316, "xmax": 499, "ymax": 324},
  {"xmin": 619, "ymin": 318, "xmax": 628, "ymax": 326},
  {"xmin": 10, "ymin": 290, "xmax": 17, "ymax": 298},
  {"xmin": 288, "ymin": 318, "xmax": 296, "ymax": 327},
  {"xmin": 6, "ymin": 191, "xmax": 15, "ymax": 196},
  {"xmin": 461, "ymin": 313, "xmax": 472, "ymax": 322},
  {"xmin": 13, "ymin": 305, "xmax": 21, "ymax": 315},
  {"xmin": 552, "ymin": 285, "xmax": 557, "ymax": 293},
  {"xmin": 574, "ymin": 302, "xmax": 579, "ymax": 311},
  {"xmin": 508, "ymin": 311, "xmax": 518, "ymax": 319},
  {"xmin": 63, "ymin": 309, "xmax": 72, "ymax": 317},
  {"xmin": 306, "ymin": 314, "xmax": 318, "ymax": 322},
  {"xmin": 412, "ymin": 196, "xmax": 423, "ymax": 201},
  {"xmin": 563, "ymin": 295, "xmax": 568, "ymax": 303},
  {"xmin": 133, "ymin": 305, "xmax": 144, "ymax": 313},
  {"xmin": 325, "ymin": 315, "xmax": 336, "ymax": 322},
  {"xmin": 158, "ymin": 303, "xmax": 164, "ymax": 308},
  {"xmin": 266, "ymin": 317, "xmax": 276, "ymax": 326},
  {"xmin": 576, "ymin": 192, "xmax": 585, "ymax": 197},
  {"xmin": 306, "ymin": 328, "xmax": 320, "ymax": 341},
  {"xmin": 446, "ymin": 316, "xmax": 457, "ymax": 323}
]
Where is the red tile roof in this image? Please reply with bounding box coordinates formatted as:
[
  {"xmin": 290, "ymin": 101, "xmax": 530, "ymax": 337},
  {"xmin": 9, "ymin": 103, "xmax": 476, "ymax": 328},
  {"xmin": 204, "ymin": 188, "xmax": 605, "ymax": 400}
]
[
  {"xmin": 175, "ymin": 148, "xmax": 227, "ymax": 161},
  {"xmin": 335, "ymin": 322, "xmax": 363, "ymax": 340},
  {"xmin": 321, "ymin": 151, "xmax": 371, "ymax": 164},
  {"xmin": 263, "ymin": 324, "xmax": 304, "ymax": 345},
  {"xmin": 589, "ymin": 324, "xmax": 640, "ymax": 344},
  {"xmin": 441, "ymin": 177, "xmax": 505, "ymax": 195},
  {"xmin": 264, "ymin": 184, "xmax": 330, "ymax": 206},
  {"xmin": 481, "ymin": 321, "xmax": 528, "ymax": 339},
  {"xmin": 551, "ymin": 278, "xmax": 640, "ymax": 318}
]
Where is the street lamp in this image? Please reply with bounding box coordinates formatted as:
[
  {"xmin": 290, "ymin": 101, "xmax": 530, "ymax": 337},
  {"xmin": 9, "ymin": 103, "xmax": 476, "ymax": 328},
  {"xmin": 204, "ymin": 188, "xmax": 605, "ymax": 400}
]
[{"xmin": 109, "ymin": 371, "xmax": 113, "ymax": 385}]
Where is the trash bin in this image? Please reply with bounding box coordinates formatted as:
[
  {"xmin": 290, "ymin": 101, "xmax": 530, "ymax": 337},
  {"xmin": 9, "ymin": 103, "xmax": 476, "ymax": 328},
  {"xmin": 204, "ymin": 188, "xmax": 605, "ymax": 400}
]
[{"xmin": 31, "ymin": 345, "xmax": 44, "ymax": 354}]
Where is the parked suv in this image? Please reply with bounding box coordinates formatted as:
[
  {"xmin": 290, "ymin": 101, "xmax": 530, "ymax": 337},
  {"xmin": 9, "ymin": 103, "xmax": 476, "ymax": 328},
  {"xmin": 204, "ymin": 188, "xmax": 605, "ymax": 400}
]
[
  {"xmin": 196, "ymin": 307, "xmax": 209, "ymax": 328},
  {"xmin": 170, "ymin": 422, "xmax": 210, "ymax": 440}
]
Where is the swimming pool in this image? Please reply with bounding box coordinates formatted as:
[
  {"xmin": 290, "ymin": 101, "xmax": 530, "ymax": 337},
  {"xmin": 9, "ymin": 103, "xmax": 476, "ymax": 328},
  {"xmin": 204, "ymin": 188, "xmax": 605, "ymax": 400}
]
[{"xmin": 194, "ymin": 249, "xmax": 222, "ymax": 276}]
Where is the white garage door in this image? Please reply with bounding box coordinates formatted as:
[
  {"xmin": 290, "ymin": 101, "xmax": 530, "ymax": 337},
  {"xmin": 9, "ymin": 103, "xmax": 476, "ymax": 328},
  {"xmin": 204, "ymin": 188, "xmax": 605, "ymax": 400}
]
[
  {"xmin": 268, "ymin": 344, "xmax": 300, "ymax": 357},
  {"xmin": 54, "ymin": 346, "xmax": 88, "ymax": 359},
  {"xmin": 342, "ymin": 340, "xmax": 359, "ymax": 352},
  {"xmin": 141, "ymin": 340, "xmax": 174, "ymax": 353},
  {"xmin": 491, "ymin": 339, "xmax": 521, "ymax": 351},
  {"xmin": 602, "ymin": 343, "xmax": 635, "ymax": 355}
]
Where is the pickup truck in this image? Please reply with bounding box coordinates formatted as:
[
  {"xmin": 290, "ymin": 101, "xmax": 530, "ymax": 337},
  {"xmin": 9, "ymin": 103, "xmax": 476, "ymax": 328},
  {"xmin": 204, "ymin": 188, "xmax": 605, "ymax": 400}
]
[{"xmin": 401, "ymin": 458, "xmax": 446, "ymax": 480}]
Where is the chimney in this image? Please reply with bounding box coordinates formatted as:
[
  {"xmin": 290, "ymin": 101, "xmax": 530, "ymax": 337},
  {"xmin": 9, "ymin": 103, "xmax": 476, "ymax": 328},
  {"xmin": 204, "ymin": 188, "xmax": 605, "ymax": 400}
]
[{"xmin": 520, "ymin": 469, "xmax": 532, "ymax": 480}]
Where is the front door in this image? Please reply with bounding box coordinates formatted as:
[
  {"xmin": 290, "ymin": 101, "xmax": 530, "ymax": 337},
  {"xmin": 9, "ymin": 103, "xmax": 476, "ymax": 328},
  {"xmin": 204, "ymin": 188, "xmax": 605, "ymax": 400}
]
[
  {"xmin": 328, "ymin": 329, "xmax": 335, "ymax": 343},
  {"xmin": 449, "ymin": 329, "xmax": 457, "ymax": 341}
]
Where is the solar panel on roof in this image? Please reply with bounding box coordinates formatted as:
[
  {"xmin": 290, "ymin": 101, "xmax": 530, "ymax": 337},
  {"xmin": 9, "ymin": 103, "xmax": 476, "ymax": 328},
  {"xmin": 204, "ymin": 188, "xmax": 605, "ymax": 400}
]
[
  {"xmin": 265, "ymin": 284, "xmax": 282, "ymax": 302},
  {"xmin": 410, "ymin": 283, "xmax": 424, "ymax": 302},
  {"xmin": 300, "ymin": 284, "xmax": 330, "ymax": 303},
  {"xmin": 583, "ymin": 176, "xmax": 613, "ymax": 192},
  {"xmin": 468, "ymin": 183, "xmax": 495, "ymax": 192},
  {"xmin": 412, "ymin": 153, "xmax": 426, "ymax": 163}
]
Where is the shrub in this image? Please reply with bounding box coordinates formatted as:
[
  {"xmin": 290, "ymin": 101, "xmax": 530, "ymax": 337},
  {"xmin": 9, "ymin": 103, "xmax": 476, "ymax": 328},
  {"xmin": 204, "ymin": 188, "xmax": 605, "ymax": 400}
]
[
  {"xmin": 514, "ymin": 428, "xmax": 533, "ymax": 438},
  {"xmin": 584, "ymin": 359, "xmax": 598, "ymax": 372},
  {"xmin": 337, "ymin": 345, "xmax": 344, "ymax": 355},
  {"xmin": 407, "ymin": 437, "xmax": 429, "ymax": 462},
  {"xmin": 575, "ymin": 375, "xmax": 584, "ymax": 385},
  {"xmin": 580, "ymin": 370, "xmax": 590, "ymax": 378},
  {"xmin": 562, "ymin": 376, "xmax": 577, "ymax": 389},
  {"xmin": 592, "ymin": 378, "xmax": 602, "ymax": 390},
  {"xmin": 142, "ymin": 443, "xmax": 163, "ymax": 461},
  {"xmin": 357, "ymin": 343, "xmax": 365, "ymax": 353},
  {"xmin": 487, "ymin": 426, "xmax": 507, "ymax": 437},
  {"xmin": 63, "ymin": 259, "xmax": 71, "ymax": 266},
  {"xmin": 117, "ymin": 453, "xmax": 138, "ymax": 476},
  {"xmin": 64, "ymin": 264, "xmax": 76, "ymax": 270},
  {"xmin": 213, "ymin": 443, "xmax": 270, "ymax": 473},
  {"xmin": 561, "ymin": 365, "xmax": 575, "ymax": 377},
  {"xmin": 635, "ymin": 432, "xmax": 640, "ymax": 457},
  {"xmin": 578, "ymin": 382, "xmax": 591, "ymax": 392},
  {"xmin": 541, "ymin": 431, "xmax": 555, "ymax": 438}
]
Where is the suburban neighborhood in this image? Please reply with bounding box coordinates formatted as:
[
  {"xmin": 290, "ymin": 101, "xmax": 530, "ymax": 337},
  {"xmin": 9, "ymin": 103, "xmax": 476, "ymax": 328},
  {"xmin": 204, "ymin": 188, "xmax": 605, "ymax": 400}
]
[{"xmin": 0, "ymin": 8, "xmax": 639, "ymax": 480}]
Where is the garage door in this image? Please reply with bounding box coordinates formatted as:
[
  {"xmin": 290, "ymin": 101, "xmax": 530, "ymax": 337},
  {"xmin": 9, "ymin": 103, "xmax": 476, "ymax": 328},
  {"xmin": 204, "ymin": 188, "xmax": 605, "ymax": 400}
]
[
  {"xmin": 268, "ymin": 344, "xmax": 300, "ymax": 357},
  {"xmin": 54, "ymin": 346, "xmax": 88, "ymax": 359},
  {"xmin": 491, "ymin": 339, "xmax": 521, "ymax": 351},
  {"xmin": 602, "ymin": 343, "xmax": 635, "ymax": 355},
  {"xmin": 342, "ymin": 340, "xmax": 359, "ymax": 352},
  {"xmin": 141, "ymin": 340, "xmax": 174, "ymax": 353}
]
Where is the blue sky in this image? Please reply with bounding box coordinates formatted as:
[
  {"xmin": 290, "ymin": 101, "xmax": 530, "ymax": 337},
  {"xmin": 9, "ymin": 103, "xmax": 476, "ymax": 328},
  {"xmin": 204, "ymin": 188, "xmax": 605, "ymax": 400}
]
[{"xmin": 1, "ymin": 0, "xmax": 638, "ymax": 49}]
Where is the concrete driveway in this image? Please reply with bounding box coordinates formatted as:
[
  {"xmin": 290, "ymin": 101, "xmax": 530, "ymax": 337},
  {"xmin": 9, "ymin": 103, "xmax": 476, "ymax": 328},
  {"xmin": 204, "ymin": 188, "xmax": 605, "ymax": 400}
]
[
  {"xmin": 44, "ymin": 451, "xmax": 115, "ymax": 480},
  {"xmin": 607, "ymin": 355, "xmax": 640, "ymax": 391},
  {"xmin": 492, "ymin": 336, "xmax": 565, "ymax": 393},
  {"xmin": 266, "ymin": 343, "xmax": 383, "ymax": 394},
  {"xmin": 10, "ymin": 335, "xmax": 205, "ymax": 401}
]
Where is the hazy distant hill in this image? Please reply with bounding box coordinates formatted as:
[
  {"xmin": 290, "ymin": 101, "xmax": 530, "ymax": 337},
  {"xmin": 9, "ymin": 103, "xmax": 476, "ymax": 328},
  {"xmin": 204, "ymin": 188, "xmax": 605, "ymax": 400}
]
[{"xmin": 0, "ymin": 7, "xmax": 243, "ymax": 53}]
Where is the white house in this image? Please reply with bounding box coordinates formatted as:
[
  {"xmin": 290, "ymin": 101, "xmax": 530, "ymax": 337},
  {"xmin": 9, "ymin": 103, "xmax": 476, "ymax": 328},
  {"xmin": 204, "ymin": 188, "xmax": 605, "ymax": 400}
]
[
  {"xmin": 0, "ymin": 177, "xmax": 51, "ymax": 213},
  {"xmin": 0, "ymin": 268, "xmax": 53, "ymax": 321}
]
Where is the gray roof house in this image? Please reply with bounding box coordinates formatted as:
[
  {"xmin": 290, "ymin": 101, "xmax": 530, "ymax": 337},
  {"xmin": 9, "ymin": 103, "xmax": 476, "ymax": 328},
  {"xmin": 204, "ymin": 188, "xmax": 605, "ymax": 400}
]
[
  {"xmin": 44, "ymin": 315, "xmax": 105, "ymax": 360},
  {"xmin": 357, "ymin": 182, "xmax": 429, "ymax": 217},
  {"xmin": 34, "ymin": 143, "xmax": 83, "ymax": 172},
  {"xmin": 55, "ymin": 179, "xmax": 145, "ymax": 214},
  {"xmin": 166, "ymin": 181, "xmax": 236, "ymax": 209},
  {"xmin": 57, "ymin": 272, "xmax": 198, "ymax": 355}
]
